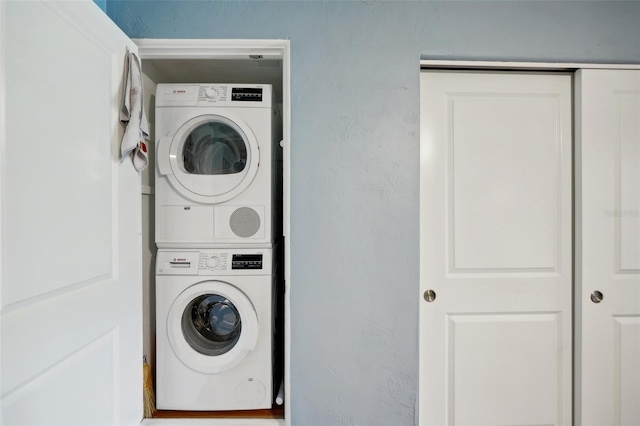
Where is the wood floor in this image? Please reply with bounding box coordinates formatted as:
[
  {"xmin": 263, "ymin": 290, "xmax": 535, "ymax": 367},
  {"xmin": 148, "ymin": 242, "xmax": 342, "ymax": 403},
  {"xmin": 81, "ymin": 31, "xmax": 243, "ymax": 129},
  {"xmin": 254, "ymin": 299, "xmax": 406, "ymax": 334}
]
[{"xmin": 153, "ymin": 406, "xmax": 284, "ymax": 419}]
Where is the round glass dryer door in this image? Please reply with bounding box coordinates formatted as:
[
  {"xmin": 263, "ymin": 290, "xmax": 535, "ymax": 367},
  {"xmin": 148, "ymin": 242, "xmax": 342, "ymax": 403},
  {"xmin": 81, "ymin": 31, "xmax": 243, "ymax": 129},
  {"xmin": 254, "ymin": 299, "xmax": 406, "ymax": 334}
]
[
  {"xmin": 166, "ymin": 114, "xmax": 260, "ymax": 204},
  {"xmin": 182, "ymin": 122, "xmax": 247, "ymax": 176},
  {"xmin": 167, "ymin": 281, "xmax": 258, "ymax": 374}
]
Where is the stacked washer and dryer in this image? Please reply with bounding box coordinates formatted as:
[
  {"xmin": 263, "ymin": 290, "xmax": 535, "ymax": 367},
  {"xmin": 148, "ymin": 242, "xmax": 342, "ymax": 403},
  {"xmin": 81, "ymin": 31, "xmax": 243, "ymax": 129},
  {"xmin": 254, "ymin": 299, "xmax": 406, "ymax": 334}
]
[{"xmin": 154, "ymin": 83, "xmax": 282, "ymax": 411}]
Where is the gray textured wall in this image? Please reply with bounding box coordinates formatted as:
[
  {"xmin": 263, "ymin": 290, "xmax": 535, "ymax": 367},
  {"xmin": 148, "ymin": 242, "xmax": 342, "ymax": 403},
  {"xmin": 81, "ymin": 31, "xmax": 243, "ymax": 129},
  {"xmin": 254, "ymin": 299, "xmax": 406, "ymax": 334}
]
[{"xmin": 107, "ymin": 1, "xmax": 640, "ymax": 425}]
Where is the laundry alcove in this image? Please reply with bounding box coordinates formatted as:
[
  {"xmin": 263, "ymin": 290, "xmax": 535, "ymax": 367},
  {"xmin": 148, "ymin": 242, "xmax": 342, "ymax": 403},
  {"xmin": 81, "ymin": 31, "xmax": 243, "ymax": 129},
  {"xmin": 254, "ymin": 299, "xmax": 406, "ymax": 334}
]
[{"xmin": 135, "ymin": 39, "xmax": 291, "ymax": 425}]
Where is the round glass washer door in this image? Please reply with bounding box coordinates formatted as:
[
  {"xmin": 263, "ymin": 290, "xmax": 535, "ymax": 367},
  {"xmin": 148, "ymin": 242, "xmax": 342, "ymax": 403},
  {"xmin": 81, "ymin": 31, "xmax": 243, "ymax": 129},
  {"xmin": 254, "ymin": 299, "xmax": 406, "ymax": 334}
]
[
  {"xmin": 164, "ymin": 114, "xmax": 260, "ymax": 204},
  {"xmin": 167, "ymin": 280, "xmax": 258, "ymax": 374}
]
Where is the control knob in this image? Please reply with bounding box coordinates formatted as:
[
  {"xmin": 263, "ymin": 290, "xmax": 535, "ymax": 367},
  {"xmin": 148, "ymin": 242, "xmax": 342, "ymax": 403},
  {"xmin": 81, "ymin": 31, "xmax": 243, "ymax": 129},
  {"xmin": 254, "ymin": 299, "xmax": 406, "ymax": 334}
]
[
  {"xmin": 206, "ymin": 256, "xmax": 219, "ymax": 268},
  {"xmin": 205, "ymin": 87, "xmax": 219, "ymax": 99}
]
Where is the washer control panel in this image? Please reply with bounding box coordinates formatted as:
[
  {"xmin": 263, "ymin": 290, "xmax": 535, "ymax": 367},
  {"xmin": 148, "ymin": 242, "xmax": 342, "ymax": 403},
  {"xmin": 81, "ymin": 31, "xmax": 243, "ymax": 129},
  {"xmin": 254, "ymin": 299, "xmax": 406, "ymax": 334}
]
[
  {"xmin": 157, "ymin": 249, "xmax": 272, "ymax": 276},
  {"xmin": 231, "ymin": 254, "xmax": 263, "ymax": 270}
]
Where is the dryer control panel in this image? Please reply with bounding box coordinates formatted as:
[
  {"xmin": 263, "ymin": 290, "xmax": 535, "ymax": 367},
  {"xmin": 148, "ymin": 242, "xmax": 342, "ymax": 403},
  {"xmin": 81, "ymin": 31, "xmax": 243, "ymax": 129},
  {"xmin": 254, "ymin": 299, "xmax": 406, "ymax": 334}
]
[
  {"xmin": 157, "ymin": 249, "xmax": 272, "ymax": 276},
  {"xmin": 156, "ymin": 83, "xmax": 272, "ymax": 107}
]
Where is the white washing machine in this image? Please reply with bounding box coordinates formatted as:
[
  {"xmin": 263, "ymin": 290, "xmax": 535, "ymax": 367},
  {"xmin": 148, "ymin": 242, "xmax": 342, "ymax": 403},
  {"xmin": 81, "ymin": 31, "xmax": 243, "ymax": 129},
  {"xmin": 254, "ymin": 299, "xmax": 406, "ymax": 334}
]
[
  {"xmin": 156, "ymin": 248, "xmax": 273, "ymax": 410},
  {"xmin": 155, "ymin": 83, "xmax": 281, "ymax": 248}
]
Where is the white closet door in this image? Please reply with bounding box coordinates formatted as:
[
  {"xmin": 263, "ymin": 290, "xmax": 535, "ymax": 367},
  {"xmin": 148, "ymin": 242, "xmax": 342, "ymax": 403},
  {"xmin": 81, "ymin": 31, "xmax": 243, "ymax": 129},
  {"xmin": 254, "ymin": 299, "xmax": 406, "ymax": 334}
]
[
  {"xmin": 419, "ymin": 71, "xmax": 573, "ymax": 425},
  {"xmin": 577, "ymin": 69, "xmax": 640, "ymax": 426},
  {"xmin": 1, "ymin": 1, "xmax": 142, "ymax": 424}
]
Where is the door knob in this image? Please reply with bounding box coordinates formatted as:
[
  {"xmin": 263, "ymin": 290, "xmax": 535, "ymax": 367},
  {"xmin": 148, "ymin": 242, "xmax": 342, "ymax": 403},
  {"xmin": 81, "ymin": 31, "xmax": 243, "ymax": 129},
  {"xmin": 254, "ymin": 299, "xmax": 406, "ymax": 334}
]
[
  {"xmin": 590, "ymin": 290, "xmax": 604, "ymax": 303},
  {"xmin": 423, "ymin": 289, "xmax": 436, "ymax": 302}
]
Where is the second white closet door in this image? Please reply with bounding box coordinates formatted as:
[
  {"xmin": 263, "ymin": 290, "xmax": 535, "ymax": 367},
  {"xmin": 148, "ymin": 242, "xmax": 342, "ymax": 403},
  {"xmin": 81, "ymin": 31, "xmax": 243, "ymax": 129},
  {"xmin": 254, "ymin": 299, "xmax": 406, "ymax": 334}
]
[{"xmin": 577, "ymin": 69, "xmax": 640, "ymax": 426}]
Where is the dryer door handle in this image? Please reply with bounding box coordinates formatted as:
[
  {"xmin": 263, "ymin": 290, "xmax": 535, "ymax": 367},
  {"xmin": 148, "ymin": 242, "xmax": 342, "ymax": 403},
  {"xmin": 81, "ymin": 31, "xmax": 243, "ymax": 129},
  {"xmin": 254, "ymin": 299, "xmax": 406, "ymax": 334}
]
[{"xmin": 157, "ymin": 137, "xmax": 172, "ymax": 175}]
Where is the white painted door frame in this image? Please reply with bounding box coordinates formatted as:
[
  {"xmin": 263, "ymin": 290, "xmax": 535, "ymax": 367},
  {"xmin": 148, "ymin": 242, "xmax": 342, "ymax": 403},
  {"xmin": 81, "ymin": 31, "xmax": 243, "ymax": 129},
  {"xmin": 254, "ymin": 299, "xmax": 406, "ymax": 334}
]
[
  {"xmin": 420, "ymin": 59, "xmax": 640, "ymax": 71},
  {"xmin": 133, "ymin": 38, "xmax": 291, "ymax": 426},
  {"xmin": 419, "ymin": 59, "xmax": 640, "ymax": 426}
]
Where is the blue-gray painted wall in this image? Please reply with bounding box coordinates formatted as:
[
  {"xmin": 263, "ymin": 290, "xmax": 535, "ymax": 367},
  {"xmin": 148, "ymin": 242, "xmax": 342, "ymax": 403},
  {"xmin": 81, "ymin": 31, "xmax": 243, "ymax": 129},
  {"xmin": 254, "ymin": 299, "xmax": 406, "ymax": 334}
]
[
  {"xmin": 107, "ymin": 2, "xmax": 640, "ymax": 425},
  {"xmin": 93, "ymin": 0, "xmax": 106, "ymax": 13}
]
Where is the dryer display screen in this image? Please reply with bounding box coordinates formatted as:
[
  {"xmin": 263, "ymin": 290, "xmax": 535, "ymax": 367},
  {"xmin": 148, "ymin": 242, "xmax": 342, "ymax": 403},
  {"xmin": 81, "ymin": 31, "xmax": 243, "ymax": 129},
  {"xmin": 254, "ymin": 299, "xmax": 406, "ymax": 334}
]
[
  {"xmin": 231, "ymin": 87, "xmax": 263, "ymax": 102},
  {"xmin": 232, "ymin": 254, "xmax": 263, "ymax": 269}
]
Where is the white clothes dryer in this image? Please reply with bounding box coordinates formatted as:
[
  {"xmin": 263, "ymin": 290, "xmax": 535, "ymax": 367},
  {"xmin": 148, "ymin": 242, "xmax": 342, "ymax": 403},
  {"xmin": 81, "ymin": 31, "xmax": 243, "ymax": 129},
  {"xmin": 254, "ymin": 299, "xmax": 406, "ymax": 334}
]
[
  {"xmin": 156, "ymin": 248, "xmax": 273, "ymax": 410},
  {"xmin": 155, "ymin": 83, "xmax": 281, "ymax": 248}
]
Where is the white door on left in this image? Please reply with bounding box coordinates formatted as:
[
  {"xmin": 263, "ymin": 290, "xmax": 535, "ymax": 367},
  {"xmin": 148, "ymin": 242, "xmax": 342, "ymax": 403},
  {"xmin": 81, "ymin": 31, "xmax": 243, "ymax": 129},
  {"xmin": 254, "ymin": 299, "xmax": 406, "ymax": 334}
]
[{"xmin": 1, "ymin": 1, "xmax": 142, "ymax": 424}]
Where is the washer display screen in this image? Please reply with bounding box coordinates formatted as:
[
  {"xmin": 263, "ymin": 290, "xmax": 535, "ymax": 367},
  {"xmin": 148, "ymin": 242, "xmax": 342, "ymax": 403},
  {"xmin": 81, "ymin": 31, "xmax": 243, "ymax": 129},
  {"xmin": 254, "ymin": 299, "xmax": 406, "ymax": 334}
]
[
  {"xmin": 232, "ymin": 254, "xmax": 263, "ymax": 269},
  {"xmin": 181, "ymin": 294, "xmax": 242, "ymax": 356}
]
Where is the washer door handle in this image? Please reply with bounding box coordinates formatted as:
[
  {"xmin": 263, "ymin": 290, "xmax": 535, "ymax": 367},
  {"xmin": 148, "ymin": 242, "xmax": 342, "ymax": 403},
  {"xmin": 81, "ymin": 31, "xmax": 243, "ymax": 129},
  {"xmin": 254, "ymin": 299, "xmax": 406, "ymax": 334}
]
[{"xmin": 157, "ymin": 137, "xmax": 173, "ymax": 175}]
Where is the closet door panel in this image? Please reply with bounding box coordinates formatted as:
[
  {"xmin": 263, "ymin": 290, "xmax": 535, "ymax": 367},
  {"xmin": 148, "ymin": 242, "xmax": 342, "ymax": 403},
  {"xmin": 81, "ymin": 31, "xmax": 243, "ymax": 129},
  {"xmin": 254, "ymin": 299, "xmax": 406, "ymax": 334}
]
[
  {"xmin": 577, "ymin": 69, "xmax": 640, "ymax": 426},
  {"xmin": 420, "ymin": 71, "xmax": 573, "ymax": 426}
]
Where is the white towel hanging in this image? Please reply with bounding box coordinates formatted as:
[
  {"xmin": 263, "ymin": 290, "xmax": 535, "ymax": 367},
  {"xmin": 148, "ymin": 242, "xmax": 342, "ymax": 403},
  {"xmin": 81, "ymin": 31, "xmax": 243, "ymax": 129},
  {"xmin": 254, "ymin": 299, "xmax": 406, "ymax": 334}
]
[{"xmin": 120, "ymin": 50, "xmax": 150, "ymax": 172}]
